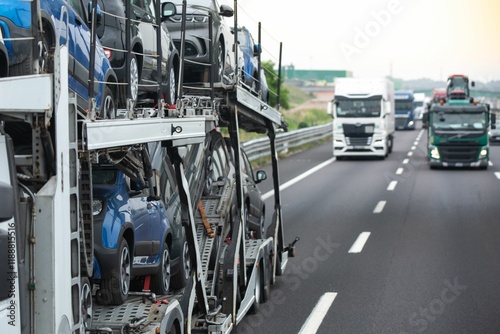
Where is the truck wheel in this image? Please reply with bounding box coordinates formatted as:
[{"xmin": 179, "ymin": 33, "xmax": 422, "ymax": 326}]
[
  {"xmin": 152, "ymin": 242, "xmax": 171, "ymax": 295},
  {"xmin": 98, "ymin": 238, "xmax": 131, "ymax": 305},
  {"xmin": 171, "ymin": 234, "xmax": 191, "ymax": 288}
]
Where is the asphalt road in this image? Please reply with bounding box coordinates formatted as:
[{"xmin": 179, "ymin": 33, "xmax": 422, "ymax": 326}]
[{"xmin": 237, "ymin": 122, "xmax": 500, "ymax": 334}]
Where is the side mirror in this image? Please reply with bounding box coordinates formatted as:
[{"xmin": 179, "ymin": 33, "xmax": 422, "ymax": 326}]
[
  {"xmin": 471, "ymin": 81, "xmax": 475, "ymax": 88},
  {"xmin": 327, "ymin": 101, "xmax": 334, "ymax": 117},
  {"xmin": 253, "ymin": 44, "xmax": 261, "ymax": 56},
  {"xmin": 255, "ymin": 170, "xmax": 267, "ymax": 183},
  {"xmin": 161, "ymin": 2, "xmax": 177, "ymax": 21},
  {"xmin": 87, "ymin": 2, "xmax": 103, "ymax": 27},
  {"xmin": 219, "ymin": 4, "xmax": 234, "ymax": 17}
]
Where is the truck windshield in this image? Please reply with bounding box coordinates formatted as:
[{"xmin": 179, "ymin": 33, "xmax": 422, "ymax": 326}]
[
  {"xmin": 432, "ymin": 112, "xmax": 487, "ymax": 131},
  {"xmin": 336, "ymin": 99, "xmax": 381, "ymax": 118},
  {"xmin": 395, "ymin": 101, "xmax": 413, "ymax": 113}
]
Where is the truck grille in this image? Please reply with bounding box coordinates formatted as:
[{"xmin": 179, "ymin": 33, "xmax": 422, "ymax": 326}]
[
  {"xmin": 439, "ymin": 146, "xmax": 479, "ymax": 163},
  {"xmin": 396, "ymin": 118, "xmax": 407, "ymax": 128},
  {"xmin": 346, "ymin": 137, "xmax": 372, "ymax": 146}
]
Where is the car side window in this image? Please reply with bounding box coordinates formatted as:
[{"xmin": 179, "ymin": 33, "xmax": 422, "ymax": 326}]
[{"xmin": 67, "ymin": 0, "xmax": 86, "ymax": 20}]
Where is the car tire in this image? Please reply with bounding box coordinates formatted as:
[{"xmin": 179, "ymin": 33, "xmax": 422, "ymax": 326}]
[
  {"xmin": 215, "ymin": 40, "xmax": 224, "ymax": 82},
  {"xmin": 98, "ymin": 238, "xmax": 131, "ymax": 305},
  {"xmin": 164, "ymin": 60, "xmax": 177, "ymax": 106},
  {"xmin": 100, "ymin": 86, "xmax": 116, "ymax": 119},
  {"xmin": 151, "ymin": 242, "xmax": 171, "ymax": 295},
  {"xmin": 129, "ymin": 54, "xmax": 139, "ymax": 107},
  {"xmin": 171, "ymin": 233, "xmax": 191, "ymax": 289},
  {"xmin": 80, "ymin": 277, "xmax": 93, "ymax": 329}
]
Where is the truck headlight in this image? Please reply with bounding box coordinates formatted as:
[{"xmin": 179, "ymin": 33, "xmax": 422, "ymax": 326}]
[
  {"xmin": 479, "ymin": 148, "xmax": 488, "ymax": 158},
  {"xmin": 93, "ymin": 199, "xmax": 103, "ymax": 216},
  {"xmin": 430, "ymin": 146, "xmax": 440, "ymax": 159}
]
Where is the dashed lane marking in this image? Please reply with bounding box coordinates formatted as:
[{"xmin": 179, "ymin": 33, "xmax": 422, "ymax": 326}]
[
  {"xmin": 403, "ymin": 159, "xmax": 409, "ymax": 164},
  {"xmin": 396, "ymin": 168, "xmax": 404, "ymax": 175},
  {"xmin": 348, "ymin": 232, "xmax": 371, "ymax": 253},
  {"xmin": 299, "ymin": 292, "xmax": 338, "ymax": 334},
  {"xmin": 387, "ymin": 181, "xmax": 397, "ymax": 191},
  {"xmin": 373, "ymin": 201, "xmax": 386, "ymax": 213}
]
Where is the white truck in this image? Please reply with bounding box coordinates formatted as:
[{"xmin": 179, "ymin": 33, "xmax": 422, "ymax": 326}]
[
  {"xmin": 327, "ymin": 77, "xmax": 395, "ymax": 159},
  {"xmin": 0, "ymin": 2, "xmax": 296, "ymax": 333}
]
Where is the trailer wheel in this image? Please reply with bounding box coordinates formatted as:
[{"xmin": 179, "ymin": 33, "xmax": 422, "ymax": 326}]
[
  {"xmin": 152, "ymin": 242, "xmax": 171, "ymax": 295},
  {"xmin": 249, "ymin": 265, "xmax": 263, "ymax": 314}
]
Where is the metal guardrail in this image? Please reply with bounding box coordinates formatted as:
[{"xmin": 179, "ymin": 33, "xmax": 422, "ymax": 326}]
[{"xmin": 242, "ymin": 123, "xmax": 332, "ymax": 161}]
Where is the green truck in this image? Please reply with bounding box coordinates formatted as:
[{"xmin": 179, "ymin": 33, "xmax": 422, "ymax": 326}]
[{"xmin": 424, "ymin": 75, "xmax": 496, "ymax": 169}]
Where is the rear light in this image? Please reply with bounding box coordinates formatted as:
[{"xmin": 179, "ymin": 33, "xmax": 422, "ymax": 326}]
[{"xmin": 103, "ymin": 48, "xmax": 112, "ymax": 59}]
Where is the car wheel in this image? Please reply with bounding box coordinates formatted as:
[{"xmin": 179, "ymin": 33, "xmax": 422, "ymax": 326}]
[
  {"xmin": 130, "ymin": 55, "xmax": 139, "ymax": 101},
  {"xmin": 171, "ymin": 233, "xmax": 191, "ymax": 288},
  {"xmin": 215, "ymin": 40, "xmax": 224, "ymax": 82},
  {"xmin": 80, "ymin": 277, "xmax": 92, "ymax": 329},
  {"xmin": 100, "ymin": 86, "xmax": 116, "ymax": 119},
  {"xmin": 152, "ymin": 242, "xmax": 171, "ymax": 295},
  {"xmin": 98, "ymin": 238, "xmax": 131, "ymax": 305},
  {"xmin": 164, "ymin": 62, "xmax": 177, "ymax": 106}
]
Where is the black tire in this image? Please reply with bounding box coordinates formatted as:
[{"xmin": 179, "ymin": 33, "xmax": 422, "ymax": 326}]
[
  {"xmin": 10, "ymin": 53, "xmax": 32, "ymax": 76},
  {"xmin": 171, "ymin": 234, "xmax": 190, "ymax": 289},
  {"xmin": 164, "ymin": 60, "xmax": 177, "ymax": 106},
  {"xmin": 80, "ymin": 277, "xmax": 93, "ymax": 329},
  {"xmin": 98, "ymin": 238, "xmax": 131, "ymax": 305},
  {"xmin": 151, "ymin": 242, "xmax": 171, "ymax": 295},
  {"xmin": 129, "ymin": 54, "xmax": 139, "ymax": 107},
  {"xmin": 100, "ymin": 86, "xmax": 116, "ymax": 119}
]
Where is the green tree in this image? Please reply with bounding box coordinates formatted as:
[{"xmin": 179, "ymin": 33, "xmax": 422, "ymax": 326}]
[{"xmin": 262, "ymin": 61, "xmax": 290, "ymax": 110}]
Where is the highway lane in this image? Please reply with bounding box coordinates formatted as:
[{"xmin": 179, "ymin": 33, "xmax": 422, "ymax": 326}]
[{"xmin": 237, "ymin": 123, "xmax": 500, "ymax": 334}]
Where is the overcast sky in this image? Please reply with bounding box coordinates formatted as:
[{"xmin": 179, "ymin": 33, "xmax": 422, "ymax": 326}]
[{"xmin": 232, "ymin": 0, "xmax": 500, "ymax": 82}]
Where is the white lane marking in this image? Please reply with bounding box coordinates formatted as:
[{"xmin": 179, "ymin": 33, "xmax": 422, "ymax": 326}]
[
  {"xmin": 407, "ymin": 151, "xmax": 413, "ymax": 157},
  {"xmin": 495, "ymin": 172, "xmax": 500, "ymax": 180},
  {"xmin": 411, "ymin": 146, "xmax": 416, "ymax": 151},
  {"xmin": 387, "ymin": 181, "xmax": 397, "ymax": 191},
  {"xmin": 348, "ymin": 232, "xmax": 371, "ymax": 253},
  {"xmin": 489, "ymin": 161, "xmax": 493, "ymax": 167},
  {"xmin": 373, "ymin": 200, "xmax": 386, "ymax": 213},
  {"xmin": 396, "ymin": 168, "xmax": 404, "ymax": 175},
  {"xmin": 262, "ymin": 158, "xmax": 335, "ymax": 201},
  {"xmin": 403, "ymin": 159, "xmax": 409, "ymax": 164},
  {"xmin": 299, "ymin": 292, "xmax": 338, "ymax": 334}
]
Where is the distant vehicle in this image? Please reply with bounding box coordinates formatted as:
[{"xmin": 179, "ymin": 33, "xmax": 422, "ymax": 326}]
[
  {"xmin": 162, "ymin": 0, "xmax": 236, "ymax": 83},
  {"xmin": 0, "ymin": 29, "xmax": 7, "ymax": 77},
  {"xmin": 0, "ymin": 0, "xmax": 117, "ymax": 117},
  {"xmin": 92, "ymin": 167, "xmax": 172, "ymax": 305},
  {"xmin": 395, "ymin": 90, "xmax": 416, "ymax": 130},
  {"xmin": 327, "ymin": 77, "xmax": 395, "ymax": 159},
  {"xmin": 84, "ymin": 0, "xmax": 180, "ymax": 107},
  {"xmin": 446, "ymin": 74, "xmax": 474, "ymax": 101},
  {"xmin": 422, "ymin": 88, "xmax": 447, "ymax": 128},
  {"xmin": 489, "ymin": 120, "xmax": 500, "ymax": 142},
  {"xmin": 413, "ymin": 92, "xmax": 426, "ymax": 120}
]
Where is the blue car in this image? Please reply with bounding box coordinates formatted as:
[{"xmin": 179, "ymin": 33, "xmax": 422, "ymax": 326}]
[
  {"xmin": 0, "ymin": 0, "xmax": 117, "ymax": 117},
  {"xmin": 92, "ymin": 167, "xmax": 172, "ymax": 305},
  {"xmin": 236, "ymin": 26, "xmax": 268, "ymax": 103}
]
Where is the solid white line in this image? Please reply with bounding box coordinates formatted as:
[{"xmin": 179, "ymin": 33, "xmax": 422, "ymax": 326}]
[
  {"xmin": 298, "ymin": 292, "xmax": 338, "ymax": 334},
  {"xmin": 396, "ymin": 168, "xmax": 404, "ymax": 175},
  {"xmin": 495, "ymin": 172, "xmax": 500, "ymax": 180},
  {"xmin": 403, "ymin": 159, "xmax": 409, "ymax": 164},
  {"xmin": 262, "ymin": 158, "xmax": 336, "ymax": 200},
  {"xmin": 373, "ymin": 200, "xmax": 386, "ymax": 213},
  {"xmin": 407, "ymin": 151, "xmax": 413, "ymax": 157},
  {"xmin": 387, "ymin": 181, "xmax": 397, "ymax": 191},
  {"xmin": 348, "ymin": 232, "xmax": 371, "ymax": 253}
]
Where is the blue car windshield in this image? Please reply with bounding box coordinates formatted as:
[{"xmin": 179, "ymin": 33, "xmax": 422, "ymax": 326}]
[{"xmin": 93, "ymin": 169, "xmax": 118, "ymax": 185}]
